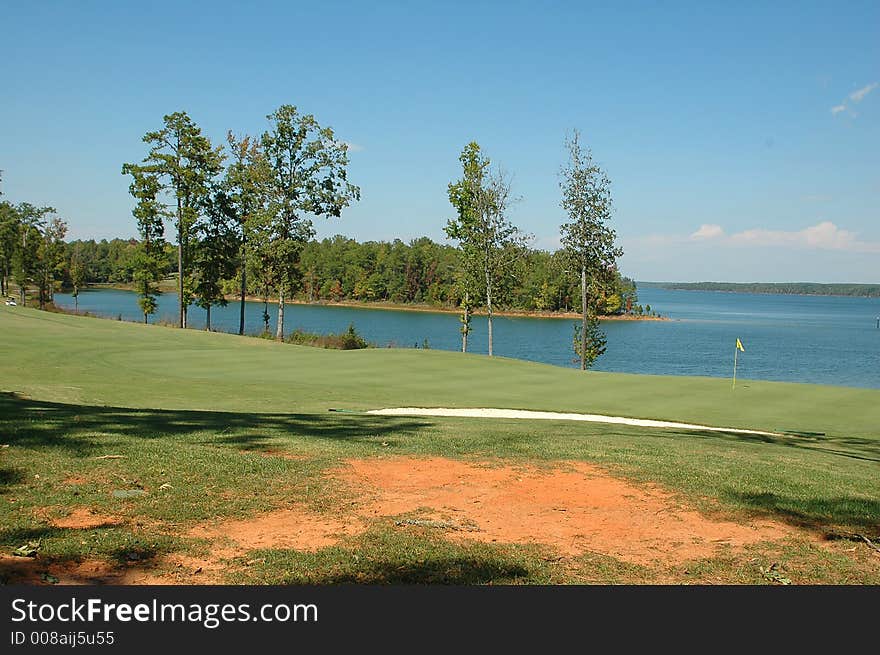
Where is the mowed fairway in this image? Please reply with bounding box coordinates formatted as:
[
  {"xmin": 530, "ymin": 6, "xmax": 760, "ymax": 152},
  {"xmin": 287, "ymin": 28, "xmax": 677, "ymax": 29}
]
[{"xmin": 1, "ymin": 306, "xmax": 878, "ymax": 584}]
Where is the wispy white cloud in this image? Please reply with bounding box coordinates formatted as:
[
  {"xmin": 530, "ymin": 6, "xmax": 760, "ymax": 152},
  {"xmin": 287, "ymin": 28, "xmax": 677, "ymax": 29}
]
[
  {"xmin": 849, "ymin": 82, "xmax": 878, "ymax": 103},
  {"xmin": 343, "ymin": 141, "xmax": 364, "ymax": 153},
  {"xmin": 690, "ymin": 224, "xmax": 724, "ymax": 240},
  {"xmin": 686, "ymin": 221, "xmax": 880, "ymax": 253},
  {"xmin": 631, "ymin": 222, "xmax": 879, "ymax": 255},
  {"xmin": 831, "ymin": 81, "xmax": 877, "ymax": 117}
]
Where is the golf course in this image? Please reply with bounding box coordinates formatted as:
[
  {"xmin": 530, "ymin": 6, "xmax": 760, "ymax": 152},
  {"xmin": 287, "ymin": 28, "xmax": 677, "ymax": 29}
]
[{"xmin": 1, "ymin": 305, "xmax": 878, "ymax": 585}]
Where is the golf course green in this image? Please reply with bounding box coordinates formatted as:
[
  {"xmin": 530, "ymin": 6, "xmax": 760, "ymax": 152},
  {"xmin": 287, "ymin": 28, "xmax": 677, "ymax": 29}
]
[{"xmin": 1, "ymin": 306, "xmax": 878, "ymax": 584}]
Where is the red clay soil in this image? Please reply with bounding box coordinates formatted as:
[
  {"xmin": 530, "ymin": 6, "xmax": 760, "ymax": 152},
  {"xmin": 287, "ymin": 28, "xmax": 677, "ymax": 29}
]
[
  {"xmin": 161, "ymin": 506, "xmax": 365, "ymax": 583},
  {"xmin": 337, "ymin": 457, "xmax": 795, "ymax": 566},
  {"xmin": 189, "ymin": 506, "xmax": 362, "ymax": 555},
  {"xmin": 4, "ymin": 456, "xmax": 800, "ymax": 584},
  {"xmin": 51, "ymin": 507, "xmax": 121, "ymax": 530},
  {"xmin": 0, "ymin": 555, "xmax": 169, "ymax": 585},
  {"xmin": 0, "ymin": 504, "xmax": 356, "ymax": 586}
]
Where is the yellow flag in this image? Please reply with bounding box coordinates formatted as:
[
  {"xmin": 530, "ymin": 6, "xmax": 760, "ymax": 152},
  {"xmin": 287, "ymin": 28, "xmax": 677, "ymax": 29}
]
[{"xmin": 736, "ymin": 338, "xmax": 745, "ymax": 352}]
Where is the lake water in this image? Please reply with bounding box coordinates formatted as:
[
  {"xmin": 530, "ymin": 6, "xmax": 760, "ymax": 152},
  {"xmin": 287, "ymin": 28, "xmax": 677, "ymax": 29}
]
[{"xmin": 52, "ymin": 287, "xmax": 880, "ymax": 389}]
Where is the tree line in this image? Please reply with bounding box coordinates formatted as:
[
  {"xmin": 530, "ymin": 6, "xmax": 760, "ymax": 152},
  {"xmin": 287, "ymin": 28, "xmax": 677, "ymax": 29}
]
[
  {"xmin": 644, "ymin": 281, "xmax": 880, "ymax": 297},
  {"xmin": 3, "ymin": 104, "xmax": 627, "ymax": 369},
  {"xmin": 55, "ymin": 234, "xmax": 639, "ymax": 316},
  {"xmin": 0, "ymin": 174, "xmax": 70, "ymax": 309}
]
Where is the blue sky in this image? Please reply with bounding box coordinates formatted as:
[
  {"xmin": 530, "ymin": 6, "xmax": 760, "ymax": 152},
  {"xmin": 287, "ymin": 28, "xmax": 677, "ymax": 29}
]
[{"xmin": 2, "ymin": 1, "xmax": 878, "ymax": 282}]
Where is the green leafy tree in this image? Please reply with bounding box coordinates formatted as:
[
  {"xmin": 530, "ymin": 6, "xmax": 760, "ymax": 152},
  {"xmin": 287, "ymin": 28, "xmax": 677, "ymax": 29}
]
[
  {"xmin": 35, "ymin": 217, "xmax": 68, "ymax": 308},
  {"xmin": 260, "ymin": 104, "xmax": 360, "ymax": 339},
  {"xmin": 559, "ymin": 131, "xmax": 622, "ymax": 370},
  {"xmin": 0, "ymin": 201, "xmax": 19, "ymax": 298},
  {"xmin": 68, "ymin": 244, "xmax": 88, "ymax": 310},
  {"xmin": 128, "ymin": 171, "xmax": 167, "ymax": 323},
  {"xmin": 447, "ymin": 142, "xmax": 530, "ymax": 356},
  {"xmin": 223, "ymin": 132, "xmax": 272, "ymax": 335},
  {"xmin": 247, "ymin": 230, "xmax": 276, "ymax": 335},
  {"xmin": 11, "ymin": 203, "xmax": 53, "ymax": 305},
  {"xmin": 572, "ymin": 314, "xmax": 607, "ymax": 369},
  {"xmin": 192, "ymin": 193, "xmax": 238, "ymax": 330},
  {"xmin": 123, "ymin": 111, "xmax": 224, "ymax": 328}
]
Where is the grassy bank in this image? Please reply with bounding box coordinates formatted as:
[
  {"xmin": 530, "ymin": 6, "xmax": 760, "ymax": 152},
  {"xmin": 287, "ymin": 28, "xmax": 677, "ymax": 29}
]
[{"xmin": 1, "ymin": 305, "xmax": 878, "ymax": 584}]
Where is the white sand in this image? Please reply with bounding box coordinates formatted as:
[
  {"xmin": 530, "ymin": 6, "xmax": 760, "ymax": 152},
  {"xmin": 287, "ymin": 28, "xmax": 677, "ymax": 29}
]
[{"xmin": 367, "ymin": 407, "xmax": 783, "ymax": 437}]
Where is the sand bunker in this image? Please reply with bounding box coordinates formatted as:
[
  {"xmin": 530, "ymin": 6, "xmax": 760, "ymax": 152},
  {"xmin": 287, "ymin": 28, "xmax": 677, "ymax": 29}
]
[
  {"xmin": 368, "ymin": 407, "xmax": 783, "ymax": 437},
  {"xmin": 338, "ymin": 457, "xmax": 792, "ymax": 565}
]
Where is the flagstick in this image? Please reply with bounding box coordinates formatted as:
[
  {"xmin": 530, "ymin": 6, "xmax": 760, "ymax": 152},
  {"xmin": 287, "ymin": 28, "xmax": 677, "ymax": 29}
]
[{"xmin": 732, "ymin": 346, "xmax": 738, "ymax": 390}]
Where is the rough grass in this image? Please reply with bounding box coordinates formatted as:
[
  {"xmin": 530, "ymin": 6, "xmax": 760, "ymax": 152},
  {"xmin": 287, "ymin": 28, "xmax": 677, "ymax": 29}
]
[{"xmin": 285, "ymin": 323, "xmax": 370, "ymax": 349}]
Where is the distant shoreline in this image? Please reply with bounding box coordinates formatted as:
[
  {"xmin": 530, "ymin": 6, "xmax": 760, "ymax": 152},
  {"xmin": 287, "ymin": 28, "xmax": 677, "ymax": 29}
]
[
  {"xmin": 82, "ymin": 283, "xmax": 668, "ymax": 322},
  {"xmin": 639, "ymin": 282, "xmax": 880, "ymax": 299}
]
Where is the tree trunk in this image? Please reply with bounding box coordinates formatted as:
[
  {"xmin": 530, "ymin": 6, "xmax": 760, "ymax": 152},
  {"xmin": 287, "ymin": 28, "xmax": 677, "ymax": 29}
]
[
  {"xmin": 581, "ymin": 265, "xmax": 587, "ymax": 371},
  {"xmin": 239, "ymin": 236, "xmax": 246, "ymax": 336},
  {"xmin": 206, "ymin": 305, "xmax": 212, "ymax": 331},
  {"xmin": 462, "ymin": 291, "xmax": 469, "ymax": 353},
  {"xmin": 276, "ymin": 286, "xmax": 285, "ymax": 340},
  {"xmin": 177, "ymin": 196, "xmax": 184, "ymax": 329},
  {"xmin": 485, "ymin": 269, "xmax": 493, "ymax": 357},
  {"xmin": 144, "ymin": 312, "xmax": 148, "ymax": 324},
  {"xmin": 74, "ymin": 289, "xmax": 78, "ymax": 311}
]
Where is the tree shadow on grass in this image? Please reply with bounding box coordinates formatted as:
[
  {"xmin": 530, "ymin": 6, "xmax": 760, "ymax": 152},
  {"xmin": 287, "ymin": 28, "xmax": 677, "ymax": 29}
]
[
  {"xmin": 305, "ymin": 557, "xmax": 530, "ymax": 585},
  {"xmin": 0, "ymin": 467, "xmax": 27, "ymax": 489},
  {"xmin": 724, "ymin": 491, "xmax": 880, "ymax": 536},
  {"xmin": 659, "ymin": 427, "xmax": 880, "ymax": 464},
  {"xmin": 0, "ymin": 524, "xmax": 180, "ymax": 585},
  {"xmin": 0, "ymin": 526, "xmax": 70, "ymax": 547},
  {"xmin": 0, "ymin": 391, "xmax": 430, "ymax": 456}
]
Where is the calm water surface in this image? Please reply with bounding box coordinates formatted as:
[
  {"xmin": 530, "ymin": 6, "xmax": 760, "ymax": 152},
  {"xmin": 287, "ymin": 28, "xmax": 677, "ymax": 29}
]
[{"xmin": 53, "ymin": 287, "xmax": 880, "ymax": 389}]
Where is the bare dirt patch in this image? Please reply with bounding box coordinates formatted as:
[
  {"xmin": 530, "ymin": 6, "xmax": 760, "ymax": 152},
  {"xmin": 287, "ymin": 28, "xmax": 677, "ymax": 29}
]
[
  {"xmin": 51, "ymin": 507, "xmax": 121, "ymax": 530},
  {"xmin": 0, "ymin": 555, "xmax": 169, "ymax": 585},
  {"xmin": 337, "ymin": 457, "xmax": 795, "ymax": 566},
  {"xmin": 159, "ymin": 506, "xmax": 364, "ymax": 584},
  {"xmin": 189, "ymin": 506, "xmax": 362, "ymax": 557}
]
